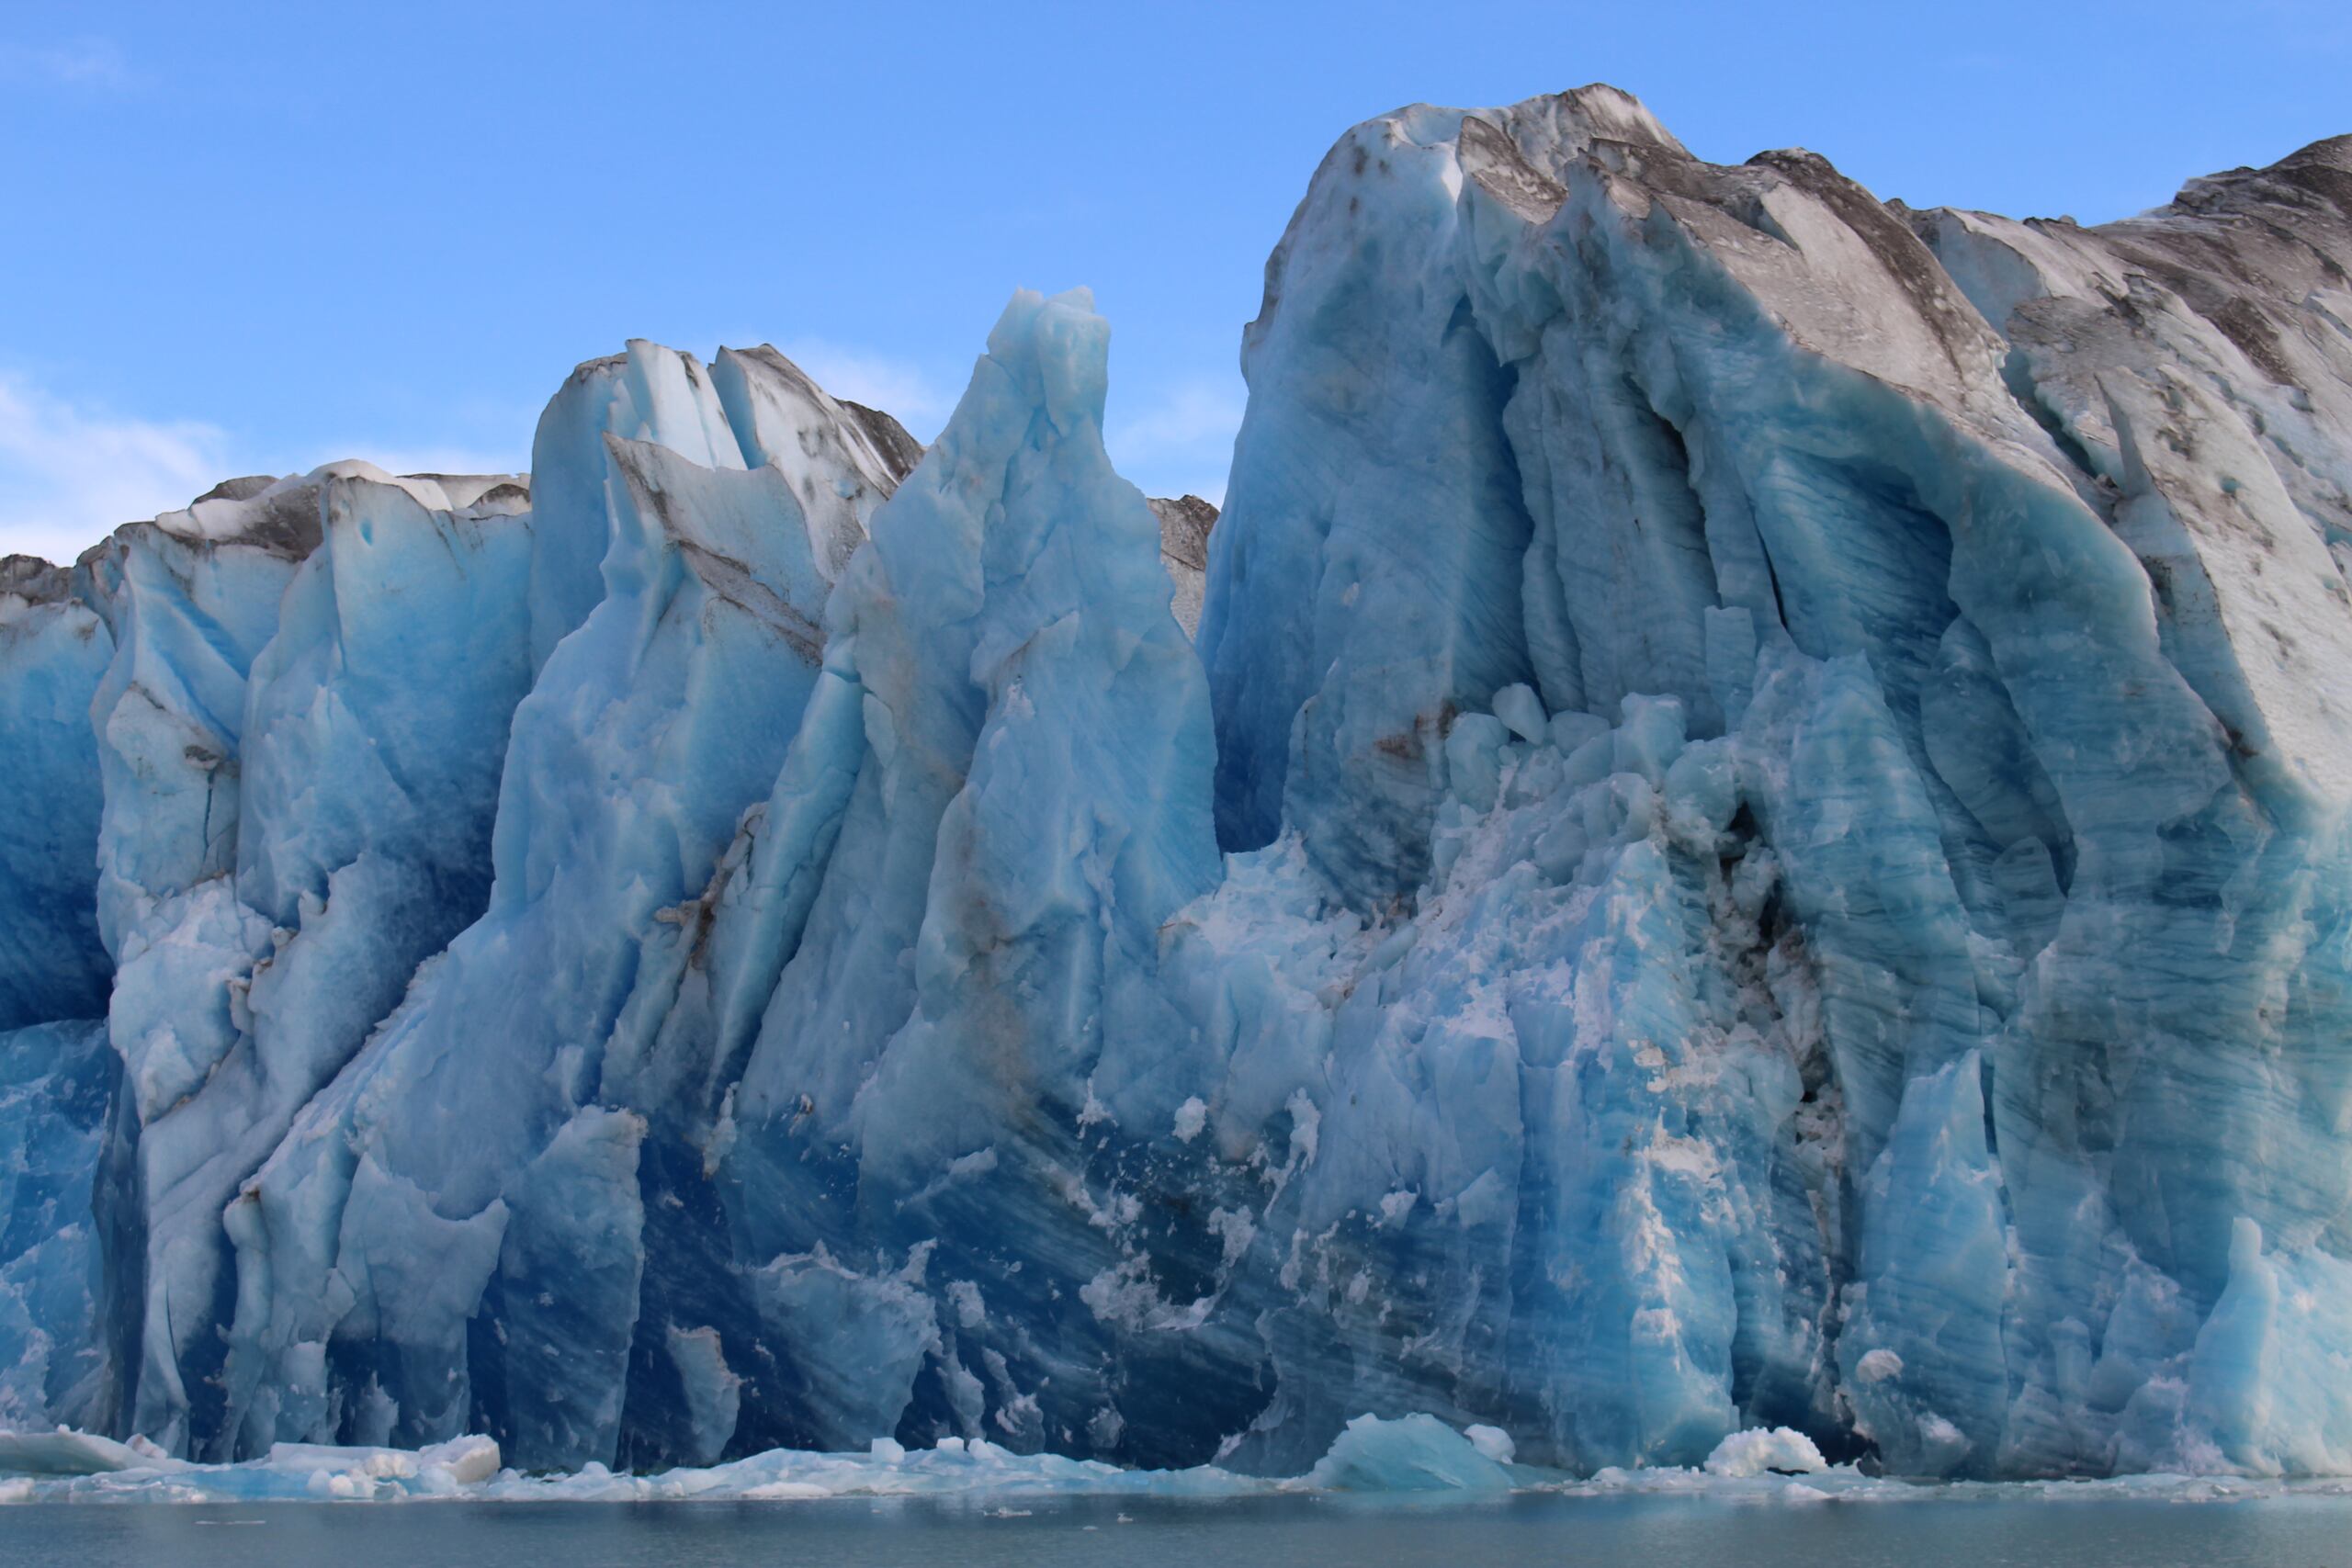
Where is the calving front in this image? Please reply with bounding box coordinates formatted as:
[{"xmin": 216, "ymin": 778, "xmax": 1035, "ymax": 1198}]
[{"xmin": 3, "ymin": 88, "xmax": 2351, "ymax": 1483}]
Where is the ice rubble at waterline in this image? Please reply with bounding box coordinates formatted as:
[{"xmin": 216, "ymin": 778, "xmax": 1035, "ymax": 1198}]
[
  {"xmin": 1, "ymin": 85, "xmax": 2350, "ymax": 1485},
  {"xmin": 0, "ymin": 1410, "xmax": 1517, "ymax": 1504},
  {"xmin": 0, "ymin": 1415, "xmax": 2336, "ymax": 1506}
]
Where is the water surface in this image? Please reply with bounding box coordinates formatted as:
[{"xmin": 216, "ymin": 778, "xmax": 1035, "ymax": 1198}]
[{"xmin": 6, "ymin": 1491, "xmax": 2348, "ymax": 1568}]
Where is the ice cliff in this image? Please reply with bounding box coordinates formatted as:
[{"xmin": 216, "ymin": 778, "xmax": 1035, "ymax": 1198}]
[{"xmin": 4, "ymin": 86, "xmax": 2351, "ymax": 1483}]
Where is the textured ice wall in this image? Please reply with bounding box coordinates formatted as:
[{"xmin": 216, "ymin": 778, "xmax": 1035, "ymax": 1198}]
[
  {"xmin": 0, "ymin": 560, "xmax": 111, "ymax": 1030},
  {"xmin": 0, "ymin": 91, "xmax": 2347, "ymax": 1483},
  {"xmin": 117, "ymin": 471, "xmax": 535, "ymax": 1458},
  {"xmin": 712, "ymin": 288, "xmax": 1228, "ymax": 1461},
  {"xmin": 0, "ymin": 1020, "xmax": 113, "ymax": 1428},
  {"xmin": 1195, "ymin": 93, "xmax": 2352, "ymax": 1476},
  {"xmin": 219, "ymin": 344, "xmax": 913, "ymax": 1472}
]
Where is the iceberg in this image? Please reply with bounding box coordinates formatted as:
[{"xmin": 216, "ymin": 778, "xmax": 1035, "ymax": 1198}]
[{"xmin": 0, "ymin": 85, "xmax": 2348, "ymax": 1486}]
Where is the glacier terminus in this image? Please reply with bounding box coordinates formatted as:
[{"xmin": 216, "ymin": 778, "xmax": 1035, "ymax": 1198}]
[{"xmin": 4, "ymin": 85, "xmax": 2352, "ymax": 1487}]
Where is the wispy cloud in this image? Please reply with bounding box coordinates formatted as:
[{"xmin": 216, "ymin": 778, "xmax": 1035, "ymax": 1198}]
[
  {"xmin": 1111, "ymin": 379, "xmax": 1246, "ymax": 460},
  {"xmin": 0, "ymin": 372, "xmax": 231, "ymax": 563},
  {"xmin": 777, "ymin": 340, "xmax": 956, "ymax": 438},
  {"xmin": 1108, "ymin": 377, "xmax": 1245, "ymax": 502},
  {"xmin": 0, "ymin": 35, "xmax": 136, "ymax": 90}
]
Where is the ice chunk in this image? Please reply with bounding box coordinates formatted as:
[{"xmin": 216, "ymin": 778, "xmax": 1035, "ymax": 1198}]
[
  {"xmin": 1464, "ymin": 1424, "xmax": 1516, "ymax": 1465},
  {"xmin": 1492, "ymin": 682, "xmax": 1547, "ymax": 743},
  {"xmin": 0, "ymin": 1426, "xmax": 187, "ymax": 1476},
  {"xmin": 1703, "ymin": 1427, "xmax": 1828, "ymax": 1477},
  {"xmin": 1301, "ymin": 1414, "xmax": 1516, "ymax": 1492}
]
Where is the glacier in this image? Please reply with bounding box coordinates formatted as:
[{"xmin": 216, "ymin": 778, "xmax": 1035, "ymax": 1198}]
[{"xmin": 1, "ymin": 85, "xmax": 2350, "ymax": 1485}]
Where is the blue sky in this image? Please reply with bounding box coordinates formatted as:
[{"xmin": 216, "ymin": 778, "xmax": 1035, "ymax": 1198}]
[{"xmin": 3, "ymin": 0, "xmax": 2346, "ymax": 562}]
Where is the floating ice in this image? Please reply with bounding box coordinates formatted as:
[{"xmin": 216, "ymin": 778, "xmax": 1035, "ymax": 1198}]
[
  {"xmin": 1302, "ymin": 1413, "xmax": 1519, "ymax": 1492},
  {"xmin": 0, "ymin": 1416, "xmax": 1516, "ymax": 1505},
  {"xmin": 1704, "ymin": 1427, "xmax": 1829, "ymax": 1478},
  {"xmin": 8, "ymin": 1416, "xmax": 2352, "ymax": 1509}
]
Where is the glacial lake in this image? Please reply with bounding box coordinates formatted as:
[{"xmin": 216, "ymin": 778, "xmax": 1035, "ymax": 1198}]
[{"xmin": 6, "ymin": 1490, "xmax": 2350, "ymax": 1568}]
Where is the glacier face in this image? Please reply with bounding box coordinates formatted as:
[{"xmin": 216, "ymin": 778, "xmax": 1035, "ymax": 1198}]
[
  {"xmin": 2, "ymin": 88, "xmax": 2350, "ymax": 1483},
  {"xmin": 0, "ymin": 562, "xmax": 111, "ymax": 1031}
]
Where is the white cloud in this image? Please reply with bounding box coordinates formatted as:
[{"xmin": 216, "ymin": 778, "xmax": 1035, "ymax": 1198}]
[
  {"xmin": 1109, "ymin": 378, "xmax": 1247, "ymax": 465},
  {"xmin": 0, "ymin": 367, "xmax": 542, "ymax": 564},
  {"xmin": 0, "ymin": 352, "xmax": 1242, "ymax": 569},
  {"xmin": 0, "ymin": 372, "xmax": 232, "ymax": 563},
  {"xmin": 0, "ymin": 36, "xmax": 134, "ymax": 90},
  {"xmin": 1107, "ymin": 377, "xmax": 1244, "ymax": 503},
  {"xmin": 776, "ymin": 341, "xmax": 956, "ymax": 437}
]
